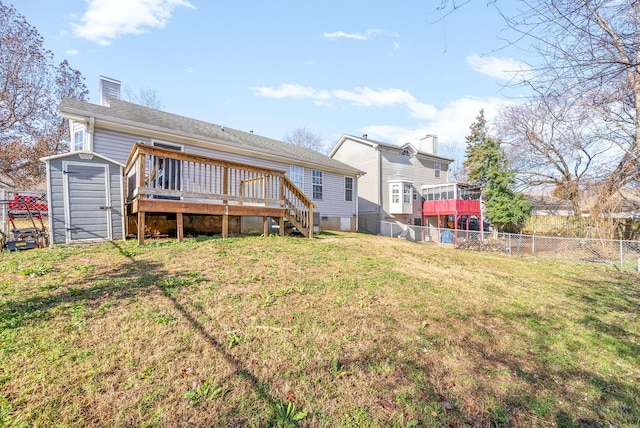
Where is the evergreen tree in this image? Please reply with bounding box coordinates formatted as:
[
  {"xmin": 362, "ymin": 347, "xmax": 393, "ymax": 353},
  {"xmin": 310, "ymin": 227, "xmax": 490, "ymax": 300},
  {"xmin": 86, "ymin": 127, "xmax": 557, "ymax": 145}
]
[{"xmin": 463, "ymin": 110, "xmax": 531, "ymax": 232}]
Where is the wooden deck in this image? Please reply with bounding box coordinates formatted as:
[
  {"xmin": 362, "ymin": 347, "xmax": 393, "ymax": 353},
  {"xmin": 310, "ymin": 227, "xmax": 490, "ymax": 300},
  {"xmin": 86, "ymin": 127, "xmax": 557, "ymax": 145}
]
[{"xmin": 124, "ymin": 143, "xmax": 315, "ymax": 244}]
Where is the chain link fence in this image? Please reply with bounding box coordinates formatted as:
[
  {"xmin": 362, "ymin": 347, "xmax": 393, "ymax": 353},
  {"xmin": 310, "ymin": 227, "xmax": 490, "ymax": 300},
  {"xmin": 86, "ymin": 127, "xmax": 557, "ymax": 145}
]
[{"xmin": 380, "ymin": 221, "xmax": 640, "ymax": 273}]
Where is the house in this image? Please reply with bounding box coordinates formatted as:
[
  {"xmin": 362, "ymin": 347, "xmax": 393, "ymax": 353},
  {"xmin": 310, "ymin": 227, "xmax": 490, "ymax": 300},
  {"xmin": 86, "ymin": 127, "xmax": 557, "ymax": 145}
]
[
  {"xmin": 329, "ymin": 134, "xmax": 454, "ymax": 234},
  {"xmin": 41, "ymin": 77, "xmax": 363, "ymax": 246}
]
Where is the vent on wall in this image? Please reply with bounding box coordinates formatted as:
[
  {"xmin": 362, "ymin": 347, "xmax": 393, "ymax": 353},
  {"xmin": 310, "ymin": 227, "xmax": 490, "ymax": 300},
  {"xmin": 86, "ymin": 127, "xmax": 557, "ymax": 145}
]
[{"xmin": 99, "ymin": 76, "xmax": 121, "ymax": 107}]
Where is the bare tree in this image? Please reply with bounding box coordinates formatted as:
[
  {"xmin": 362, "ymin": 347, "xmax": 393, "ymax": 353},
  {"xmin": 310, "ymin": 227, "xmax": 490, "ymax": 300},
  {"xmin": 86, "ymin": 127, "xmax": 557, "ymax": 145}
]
[
  {"xmin": 0, "ymin": 2, "xmax": 88, "ymax": 186},
  {"xmin": 123, "ymin": 85, "xmax": 165, "ymax": 110},
  {"xmin": 283, "ymin": 127, "xmax": 327, "ymax": 153},
  {"xmin": 438, "ymin": 1, "xmax": 640, "ymax": 220},
  {"xmin": 495, "ymin": 89, "xmax": 614, "ymax": 217},
  {"xmin": 501, "ymin": 1, "xmax": 640, "ymax": 203}
]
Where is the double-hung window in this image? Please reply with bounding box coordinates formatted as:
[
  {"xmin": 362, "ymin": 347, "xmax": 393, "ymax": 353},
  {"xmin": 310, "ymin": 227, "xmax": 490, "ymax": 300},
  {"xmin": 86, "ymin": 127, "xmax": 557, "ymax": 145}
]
[
  {"xmin": 403, "ymin": 184, "xmax": 412, "ymax": 204},
  {"xmin": 391, "ymin": 184, "xmax": 400, "ymax": 204},
  {"xmin": 344, "ymin": 177, "xmax": 353, "ymax": 202},
  {"xmin": 73, "ymin": 129, "xmax": 85, "ymax": 151},
  {"xmin": 289, "ymin": 165, "xmax": 304, "ymax": 190},
  {"xmin": 312, "ymin": 170, "xmax": 323, "ymax": 200},
  {"xmin": 434, "ymin": 161, "xmax": 441, "ymax": 179}
]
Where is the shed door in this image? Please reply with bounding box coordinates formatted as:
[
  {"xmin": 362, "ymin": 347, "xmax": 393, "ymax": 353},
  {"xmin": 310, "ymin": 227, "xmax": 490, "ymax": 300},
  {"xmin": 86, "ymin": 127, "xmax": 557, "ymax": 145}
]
[{"xmin": 63, "ymin": 162, "xmax": 112, "ymax": 243}]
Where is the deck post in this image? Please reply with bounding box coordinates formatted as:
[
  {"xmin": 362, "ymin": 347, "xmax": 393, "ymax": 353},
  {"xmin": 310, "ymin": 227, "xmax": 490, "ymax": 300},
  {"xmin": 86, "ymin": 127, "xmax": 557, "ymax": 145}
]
[
  {"xmin": 176, "ymin": 212, "xmax": 183, "ymax": 242},
  {"xmin": 263, "ymin": 216, "xmax": 269, "ymax": 237},
  {"xmin": 222, "ymin": 206, "xmax": 229, "ymax": 238},
  {"xmin": 309, "ymin": 206, "xmax": 314, "ymax": 239},
  {"xmin": 279, "ymin": 217, "xmax": 285, "ymax": 236},
  {"xmin": 137, "ymin": 211, "xmax": 145, "ymax": 245}
]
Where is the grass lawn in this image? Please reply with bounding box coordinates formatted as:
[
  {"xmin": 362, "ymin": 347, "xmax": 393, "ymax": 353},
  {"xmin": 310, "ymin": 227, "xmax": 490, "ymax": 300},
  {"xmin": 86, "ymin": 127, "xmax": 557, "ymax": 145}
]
[{"xmin": 0, "ymin": 232, "xmax": 638, "ymax": 427}]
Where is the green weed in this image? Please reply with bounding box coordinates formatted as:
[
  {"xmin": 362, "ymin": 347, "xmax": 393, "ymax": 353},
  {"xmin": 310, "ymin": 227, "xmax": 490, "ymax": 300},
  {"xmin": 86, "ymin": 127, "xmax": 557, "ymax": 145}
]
[
  {"xmin": 184, "ymin": 378, "xmax": 223, "ymax": 407},
  {"xmin": 270, "ymin": 401, "xmax": 307, "ymax": 428}
]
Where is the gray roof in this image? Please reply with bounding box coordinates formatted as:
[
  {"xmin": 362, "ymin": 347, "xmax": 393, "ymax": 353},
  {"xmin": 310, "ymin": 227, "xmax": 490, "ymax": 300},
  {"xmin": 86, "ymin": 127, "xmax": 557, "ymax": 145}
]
[
  {"xmin": 59, "ymin": 98, "xmax": 362, "ymax": 175},
  {"xmin": 338, "ymin": 134, "xmax": 454, "ymax": 163}
]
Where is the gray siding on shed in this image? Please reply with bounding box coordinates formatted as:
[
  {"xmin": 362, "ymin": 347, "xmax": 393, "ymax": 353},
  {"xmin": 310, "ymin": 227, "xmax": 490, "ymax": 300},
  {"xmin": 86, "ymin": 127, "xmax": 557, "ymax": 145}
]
[{"xmin": 46, "ymin": 153, "xmax": 123, "ymax": 245}]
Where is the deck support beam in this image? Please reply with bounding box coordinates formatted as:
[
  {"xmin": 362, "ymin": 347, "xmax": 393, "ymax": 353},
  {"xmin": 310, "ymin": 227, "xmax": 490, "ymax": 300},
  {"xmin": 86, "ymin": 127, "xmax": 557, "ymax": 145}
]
[
  {"xmin": 279, "ymin": 217, "xmax": 284, "ymax": 236},
  {"xmin": 176, "ymin": 212, "xmax": 183, "ymax": 242},
  {"xmin": 263, "ymin": 216, "xmax": 269, "ymax": 237},
  {"xmin": 222, "ymin": 209, "xmax": 229, "ymax": 238},
  {"xmin": 137, "ymin": 211, "xmax": 145, "ymax": 245}
]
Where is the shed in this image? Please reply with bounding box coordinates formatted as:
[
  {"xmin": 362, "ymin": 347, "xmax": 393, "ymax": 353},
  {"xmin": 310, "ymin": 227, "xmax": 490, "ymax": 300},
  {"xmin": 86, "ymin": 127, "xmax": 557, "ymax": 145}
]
[{"xmin": 41, "ymin": 151, "xmax": 125, "ymax": 246}]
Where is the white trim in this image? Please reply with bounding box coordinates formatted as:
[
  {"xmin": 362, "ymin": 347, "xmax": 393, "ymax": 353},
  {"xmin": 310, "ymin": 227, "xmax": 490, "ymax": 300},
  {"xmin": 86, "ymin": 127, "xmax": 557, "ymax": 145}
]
[
  {"xmin": 62, "ymin": 161, "xmax": 112, "ymax": 244},
  {"xmin": 40, "ymin": 151, "xmax": 125, "ymax": 167},
  {"xmin": 344, "ymin": 176, "xmax": 354, "ymax": 203},
  {"xmin": 152, "ymin": 139, "xmax": 184, "ymax": 151},
  {"xmin": 118, "ymin": 164, "xmax": 126, "ymax": 242},
  {"xmin": 45, "ymin": 160, "xmax": 53, "ymax": 247}
]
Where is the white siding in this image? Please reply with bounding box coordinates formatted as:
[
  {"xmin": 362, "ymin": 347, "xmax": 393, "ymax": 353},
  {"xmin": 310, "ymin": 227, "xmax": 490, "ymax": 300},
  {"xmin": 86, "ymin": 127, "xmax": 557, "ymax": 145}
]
[{"xmin": 331, "ymin": 139, "xmax": 379, "ymax": 214}]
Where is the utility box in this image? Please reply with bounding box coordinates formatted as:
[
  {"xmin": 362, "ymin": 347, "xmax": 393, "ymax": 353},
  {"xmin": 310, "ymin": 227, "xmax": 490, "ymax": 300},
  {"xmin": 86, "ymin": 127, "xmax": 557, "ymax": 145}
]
[{"xmin": 313, "ymin": 212, "xmax": 320, "ymax": 235}]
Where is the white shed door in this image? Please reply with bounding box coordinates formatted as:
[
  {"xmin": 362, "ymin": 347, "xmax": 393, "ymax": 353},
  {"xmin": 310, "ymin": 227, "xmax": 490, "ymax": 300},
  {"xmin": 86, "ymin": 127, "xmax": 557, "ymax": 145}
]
[{"xmin": 64, "ymin": 163, "xmax": 112, "ymax": 243}]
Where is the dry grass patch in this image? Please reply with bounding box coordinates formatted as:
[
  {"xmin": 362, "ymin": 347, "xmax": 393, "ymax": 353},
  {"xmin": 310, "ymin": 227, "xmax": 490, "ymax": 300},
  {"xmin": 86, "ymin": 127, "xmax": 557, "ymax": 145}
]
[{"xmin": 1, "ymin": 233, "xmax": 638, "ymax": 427}]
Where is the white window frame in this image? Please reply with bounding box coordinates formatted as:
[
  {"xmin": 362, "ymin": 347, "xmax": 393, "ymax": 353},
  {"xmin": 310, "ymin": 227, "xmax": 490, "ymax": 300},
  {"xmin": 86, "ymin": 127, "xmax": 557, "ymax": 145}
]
[
  {"xmin": 391, "ymin": 183, "xmax": 400, "ymax": 204},
  {"xmin": 312, "ymin": 170, "xmax": 323, "ymax": 200},
  {"xmin": 73, "ymin": 129, "xmax": 85, "ymax": 151},
  {"xmin": 403, "ymin": 184, "xmax": 412, "ymax": 204},
  {"xmin": 434, "ymin": 161, "xmax": 441, "ymax": 179},
  {"xmin": 344, "ymin": 176, "xmax": 353, "ymax": 202},
  {"xmin": 289, "ymin": 165, "xmax": 304, "ymax": 190}
]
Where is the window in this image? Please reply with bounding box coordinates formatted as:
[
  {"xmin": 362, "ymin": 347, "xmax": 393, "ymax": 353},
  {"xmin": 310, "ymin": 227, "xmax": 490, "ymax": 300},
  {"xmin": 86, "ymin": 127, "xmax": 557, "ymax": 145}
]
[
  {"xmin": 434, "ymin": 161, "xmax": 441, "ymax": 179},
  {"xmin": 289, "ymin": 165, "xmax": 304, "ymax": 190},
  {"xmin": 344, "ymin": 177, "xmax": 353, "ymax": 202},
  {"xmin": 312, "ymin": 170, "xmax": 323, "ymax": 200},
  {"xmin": 391, "ymin": 184, "xmax": 400, "ymax": 204},
  {"xmin": 73, "ymin": 130, "xmax": 84, "ymax": 151},
  {"xmin": 403, "ymin": 184, "xmax": 412, "ymax": 203}
]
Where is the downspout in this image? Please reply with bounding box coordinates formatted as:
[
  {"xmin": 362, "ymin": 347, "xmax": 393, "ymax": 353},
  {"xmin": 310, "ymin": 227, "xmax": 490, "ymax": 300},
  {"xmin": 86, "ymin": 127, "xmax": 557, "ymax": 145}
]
[
  {"xmin": 355, "ymin": 174, "xmax": 359, "ymax": 232},
  {"xmin": 378, "ymin": 146, "xmax": 383, "ymax": 224}
]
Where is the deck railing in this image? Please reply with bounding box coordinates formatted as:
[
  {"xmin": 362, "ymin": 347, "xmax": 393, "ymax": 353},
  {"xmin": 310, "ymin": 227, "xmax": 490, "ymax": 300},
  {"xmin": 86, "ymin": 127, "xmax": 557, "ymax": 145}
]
[
  {"xmin": 124, "ymin": 143, "xmax": 315, "ymax": 237},
  {"xmin": 283, "ymin": 176, "xmax": 315, "ymax": 238}
]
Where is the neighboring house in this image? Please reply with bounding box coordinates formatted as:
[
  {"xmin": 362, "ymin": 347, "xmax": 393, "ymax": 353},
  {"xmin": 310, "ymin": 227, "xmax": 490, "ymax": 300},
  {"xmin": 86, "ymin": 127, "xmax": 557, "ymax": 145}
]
[
  {"xmin": 42, "ymin": 77, "xmax": 362, "ymax": 246},
  {"xmin": 330, "ymin": 134, "xmax": 454, "ymax": 234},
  {"xmin": 524, "ymin": 193, "xmax": 575, "ymax": 217}
]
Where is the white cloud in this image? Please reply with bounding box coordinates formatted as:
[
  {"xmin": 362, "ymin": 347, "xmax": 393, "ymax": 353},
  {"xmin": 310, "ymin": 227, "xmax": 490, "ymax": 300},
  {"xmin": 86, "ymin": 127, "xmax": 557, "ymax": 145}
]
[
  {"xmin": 64, "ymin": 49, "xmax": 79, "ymax": 56},
  {"xmin": 250, "ymin": 84, "xmax": 332, "ymax": 104},
  {"xmin": 467, "ymin": 54, "xmax": 530, "ymax": 81},
  {"xmin": 323, "ymin": 31, "xmax": 367, "ymax": 41},
  {"xmin": 363, "ymin": 97, "xmax": 514, "ymax": 148},
  {"xmin": 323, "ymin": 29, "xmax": 398, "ymax": 41},
  {"xmin": 250, "ymin": 83, "xmax": 514, "ymax": 147},
  {"xmin": 72, "ymin": 0, "xmax": 195, "ymax": 45},
  {"xmin": 332, "ymin": 87, "xmax": 414, "ymax": 107}
]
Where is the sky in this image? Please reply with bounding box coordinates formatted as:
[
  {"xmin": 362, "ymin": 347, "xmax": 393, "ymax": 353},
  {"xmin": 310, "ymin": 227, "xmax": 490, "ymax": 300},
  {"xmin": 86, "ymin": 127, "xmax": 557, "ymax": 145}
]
[{"xmin": 10, "ymin": 0, "xmax": 531, "ymax": 157}]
